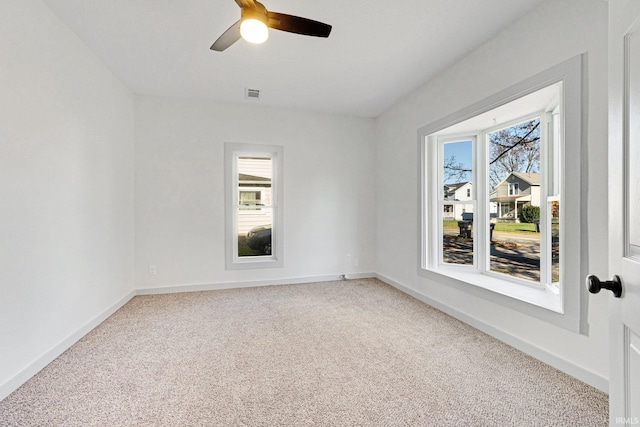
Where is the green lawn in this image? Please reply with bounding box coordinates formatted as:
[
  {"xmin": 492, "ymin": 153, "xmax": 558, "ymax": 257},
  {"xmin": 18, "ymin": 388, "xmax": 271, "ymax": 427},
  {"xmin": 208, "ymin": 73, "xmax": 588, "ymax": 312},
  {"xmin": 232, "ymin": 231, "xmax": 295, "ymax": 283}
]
[
  {"xmin": 443, "ymin": 220, "xmax": 538, "ymax": 233},
  {"xmin": 237, "ymin": 235, "xmax": 262, "ymax": 257},
  {"xmin": 443, "ymin": 220, "xmax": 460, "ymax": 229},
  {"xmin": 493, "ymin": 222, "xmax": 537, "ymax": 233}
]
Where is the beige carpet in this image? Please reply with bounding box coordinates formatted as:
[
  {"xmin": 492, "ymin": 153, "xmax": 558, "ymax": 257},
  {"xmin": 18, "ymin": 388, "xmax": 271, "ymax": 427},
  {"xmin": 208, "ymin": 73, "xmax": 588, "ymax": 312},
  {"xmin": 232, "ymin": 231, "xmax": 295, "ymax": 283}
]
[{"xmin": 0, "ymin": 278, "xmax": 607, "ymax": 426}]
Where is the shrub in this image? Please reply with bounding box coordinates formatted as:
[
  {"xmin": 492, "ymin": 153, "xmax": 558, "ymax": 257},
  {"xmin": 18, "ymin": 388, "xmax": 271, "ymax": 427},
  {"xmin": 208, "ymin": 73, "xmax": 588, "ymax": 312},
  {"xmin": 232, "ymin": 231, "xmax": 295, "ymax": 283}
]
[{"xmin": 519, "ymin": 205, "xmax": 540, "ymax": 223}]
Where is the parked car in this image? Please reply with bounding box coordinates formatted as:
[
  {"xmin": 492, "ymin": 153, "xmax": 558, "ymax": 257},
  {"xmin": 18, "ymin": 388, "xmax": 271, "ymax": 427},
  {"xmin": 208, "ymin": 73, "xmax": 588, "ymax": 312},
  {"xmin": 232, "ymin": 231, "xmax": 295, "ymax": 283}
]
[{"xmin": 246, "ymin": 224, "xmax": 271, "ymax": 255}]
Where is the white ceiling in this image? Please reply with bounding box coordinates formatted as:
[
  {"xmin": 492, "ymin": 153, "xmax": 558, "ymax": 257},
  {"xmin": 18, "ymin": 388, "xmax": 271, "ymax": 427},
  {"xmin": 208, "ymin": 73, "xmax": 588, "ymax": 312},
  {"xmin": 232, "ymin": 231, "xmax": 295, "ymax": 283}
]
[{"xmin": 41, "ymin": 0, "xmax": 548, "ymax": 118}]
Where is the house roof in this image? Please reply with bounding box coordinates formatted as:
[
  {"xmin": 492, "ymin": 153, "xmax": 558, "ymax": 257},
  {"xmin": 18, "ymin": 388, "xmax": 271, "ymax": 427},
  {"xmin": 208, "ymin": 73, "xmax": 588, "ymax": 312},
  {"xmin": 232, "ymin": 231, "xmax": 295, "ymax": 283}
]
[
  {"xmin": 444, "ymin": 181, "xmax": 472, "ymax": 200},
  {"xmin": 493, "ymin": 171, "xmax": 540, "ymax": 191},
  {"xmin": 511, "ymin": 171, "xmax": 541, "ymax": 185},
  {"xmin": 444, "ymin": 182, "xmax": 470, "ymax": 192},
  {"xmin": 490, "ymin": 195, "xmax": 532, "ymax": 203},
  {"xmin": 239, "ymin": 174, "xmax": 271, "ymax": 186}
]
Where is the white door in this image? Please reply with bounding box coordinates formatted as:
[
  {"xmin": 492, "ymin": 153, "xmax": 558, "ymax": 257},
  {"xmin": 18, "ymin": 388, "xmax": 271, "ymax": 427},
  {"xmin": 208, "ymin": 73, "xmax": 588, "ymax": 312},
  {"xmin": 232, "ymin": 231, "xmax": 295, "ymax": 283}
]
[{"xmin": 608, "ymin": 1, "xmax": 640, "ymax": 423}]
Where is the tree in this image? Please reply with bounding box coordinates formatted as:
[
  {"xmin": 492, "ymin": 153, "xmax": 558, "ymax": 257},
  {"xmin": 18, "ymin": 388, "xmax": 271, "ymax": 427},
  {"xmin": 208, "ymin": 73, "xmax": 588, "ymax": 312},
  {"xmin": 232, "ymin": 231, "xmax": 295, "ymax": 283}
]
[
  {"xmin": 519, "ymin": 205, "xmax": 540, "ymax": 223},
  {"xmin": 489, "ymin": 119, "xmax": 540, "ymax": 189},
  {"xmin": 443, "ymin": 154, "xmax": 471, "ymax": 183},
  {"xmin": 442, "ymin": 118, "xmax": 541, "ymax": 188}
]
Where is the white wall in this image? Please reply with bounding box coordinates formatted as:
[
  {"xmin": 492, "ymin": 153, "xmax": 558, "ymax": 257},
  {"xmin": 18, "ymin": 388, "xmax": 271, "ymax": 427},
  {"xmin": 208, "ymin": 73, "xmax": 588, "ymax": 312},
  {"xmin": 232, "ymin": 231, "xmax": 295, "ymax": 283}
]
[
  {"xmin": 134, "ymin": 95, "xmax": 376, "ymax": 291},
  {"xmin": 375, "ymin": 0, "xmax": 610, "ymax": 389},
  {"xmin": 0, "ymin": 0, "xmax": 135, "ymax": 399},
  {"xmin": 0, "ymin": 0, "xmax": 611, "ymax": 402}
]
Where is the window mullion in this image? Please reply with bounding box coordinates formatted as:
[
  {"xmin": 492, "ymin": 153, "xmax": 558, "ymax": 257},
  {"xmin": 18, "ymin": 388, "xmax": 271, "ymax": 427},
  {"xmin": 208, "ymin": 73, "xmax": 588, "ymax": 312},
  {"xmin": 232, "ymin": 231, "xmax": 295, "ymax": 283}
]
[
  {"xmin": 477, "ymin": 132, "xmax": 489, "ymax": 273},
  {"xmin": 541, "ymin": 111, "xmax": 561, "ymax": 290},
  {"xmin": 231, "ymin": 153, "xmax": 241, "ymax": 259},
  {"xmin": 540, "ymin": 112, "xmax": 552, "ymax": 288}
]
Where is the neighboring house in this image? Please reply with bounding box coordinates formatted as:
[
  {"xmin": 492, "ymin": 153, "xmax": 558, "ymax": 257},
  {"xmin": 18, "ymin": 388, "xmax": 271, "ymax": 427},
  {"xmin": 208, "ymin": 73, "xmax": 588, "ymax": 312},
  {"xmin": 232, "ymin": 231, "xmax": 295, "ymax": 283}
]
[
  {"xmin": 443, "ymin": 182, "xmax": 473, "ymax": 220},
  {"xmin": 237, "ymin": 158, "xmax": 273, "ymax": 235},
  {"xmin": 490, "ymin": 172, "xmax": 540, "ymax": 221}
]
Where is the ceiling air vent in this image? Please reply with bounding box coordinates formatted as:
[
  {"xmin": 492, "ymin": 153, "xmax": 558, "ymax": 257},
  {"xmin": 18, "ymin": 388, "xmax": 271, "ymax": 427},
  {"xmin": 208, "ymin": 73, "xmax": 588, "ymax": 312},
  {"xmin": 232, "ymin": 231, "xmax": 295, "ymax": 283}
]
[{"xmin": 245, "ymin": 88, "xmax": 260, "ymax": 100}]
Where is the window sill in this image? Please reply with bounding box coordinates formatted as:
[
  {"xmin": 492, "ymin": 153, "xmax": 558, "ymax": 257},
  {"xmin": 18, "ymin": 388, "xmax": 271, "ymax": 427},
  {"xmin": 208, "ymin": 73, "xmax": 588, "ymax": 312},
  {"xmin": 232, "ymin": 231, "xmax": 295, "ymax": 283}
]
[
  {"xmin": 418, "ymin": 264, "xmax": 584, "ymax": 334},
  {"xmin": 425, "ymin": 266, "xmax": 563, "ymax": 314},
  {"xmin": 226, "ymin": 256, "xmax": 283, "ymax": 270}
]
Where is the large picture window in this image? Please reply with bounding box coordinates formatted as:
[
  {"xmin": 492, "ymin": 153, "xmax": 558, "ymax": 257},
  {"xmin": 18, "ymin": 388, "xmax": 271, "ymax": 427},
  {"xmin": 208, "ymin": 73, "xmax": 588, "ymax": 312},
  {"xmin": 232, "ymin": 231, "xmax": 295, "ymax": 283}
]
[
  {"xmin": 225, "ymin": 143, "xmax": 283, "ymax": 269},
  {"xmin": 436, "ymin": 111, "xmax": 554, "ymax": 285},
  {"xmin": 419, "ymin": 55, "xmax": 587, "ymax": 333}
]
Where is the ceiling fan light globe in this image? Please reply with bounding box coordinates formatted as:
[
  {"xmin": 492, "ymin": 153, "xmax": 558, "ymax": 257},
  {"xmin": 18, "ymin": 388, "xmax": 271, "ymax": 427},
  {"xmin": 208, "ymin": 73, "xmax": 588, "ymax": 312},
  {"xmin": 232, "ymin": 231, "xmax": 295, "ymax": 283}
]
[{"xmin": 240, "ymin": 19, "xmax": 269, "ymax": 44}]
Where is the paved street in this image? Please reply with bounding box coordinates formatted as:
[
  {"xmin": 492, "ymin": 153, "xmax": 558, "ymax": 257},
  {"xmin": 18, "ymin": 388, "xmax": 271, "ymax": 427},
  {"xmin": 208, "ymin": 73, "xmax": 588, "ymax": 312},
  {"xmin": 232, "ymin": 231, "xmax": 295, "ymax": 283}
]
[{"xmin": 442, "ymin": 228, "xmax": 547, "ymax": 282}]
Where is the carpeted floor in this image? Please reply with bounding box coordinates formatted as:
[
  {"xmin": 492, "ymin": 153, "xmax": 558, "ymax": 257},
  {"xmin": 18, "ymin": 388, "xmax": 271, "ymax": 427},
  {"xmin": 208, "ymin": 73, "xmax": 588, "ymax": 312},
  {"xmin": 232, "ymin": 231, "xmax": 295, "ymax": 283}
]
[{"xmin": 0, "ymin": 278, "xmax": 608, "ymax": 426}]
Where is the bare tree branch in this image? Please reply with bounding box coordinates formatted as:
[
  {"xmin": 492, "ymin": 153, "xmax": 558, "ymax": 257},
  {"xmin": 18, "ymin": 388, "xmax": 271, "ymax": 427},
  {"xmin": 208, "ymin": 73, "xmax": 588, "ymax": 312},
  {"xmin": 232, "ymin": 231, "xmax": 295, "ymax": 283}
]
[
  {"xmin": 488, "ymin": 119, "xmax": 541, "ymax": 188},
  {"xmin": 489, "ymin": 122, "xmax": 540, "ymax": 166}
]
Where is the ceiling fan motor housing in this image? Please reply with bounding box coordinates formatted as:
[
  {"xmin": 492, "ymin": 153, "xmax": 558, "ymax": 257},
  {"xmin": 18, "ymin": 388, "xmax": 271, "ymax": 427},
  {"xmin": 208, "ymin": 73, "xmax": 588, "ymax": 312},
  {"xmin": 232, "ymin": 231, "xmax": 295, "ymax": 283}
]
[{"xmin": 241, "ymin": 8, "xmax": 266, "ymax": 22}]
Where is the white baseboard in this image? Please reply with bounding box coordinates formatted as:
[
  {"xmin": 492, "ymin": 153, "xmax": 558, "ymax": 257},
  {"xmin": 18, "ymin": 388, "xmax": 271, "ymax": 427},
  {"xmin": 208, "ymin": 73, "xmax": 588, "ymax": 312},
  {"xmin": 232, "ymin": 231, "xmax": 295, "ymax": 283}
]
[
  {"xmin": 0, "ymin": 290, "xmax": 136, "ymax": 402},
  {"xmin": 136, "ymin": 272, "xmax": 376, "ymax": 295},
  {"xmin": 375, "ymin": 273, "xmax": 609, "ymax": 394}
]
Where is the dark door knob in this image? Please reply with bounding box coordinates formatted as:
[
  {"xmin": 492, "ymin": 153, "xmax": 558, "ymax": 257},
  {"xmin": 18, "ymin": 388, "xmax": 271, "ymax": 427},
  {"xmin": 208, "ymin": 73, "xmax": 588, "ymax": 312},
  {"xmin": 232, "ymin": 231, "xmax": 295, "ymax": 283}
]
[{"xmin": 586, "ymin": 275, "xmax": 622, "ymax": 298}]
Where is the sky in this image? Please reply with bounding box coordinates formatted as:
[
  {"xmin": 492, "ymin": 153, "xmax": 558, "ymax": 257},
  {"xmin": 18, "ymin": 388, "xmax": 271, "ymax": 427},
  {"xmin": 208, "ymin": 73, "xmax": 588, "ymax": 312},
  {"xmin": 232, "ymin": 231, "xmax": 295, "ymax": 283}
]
[{"xmin": 443, "ymin": 139, "xmax": 473, "ymax": 184}]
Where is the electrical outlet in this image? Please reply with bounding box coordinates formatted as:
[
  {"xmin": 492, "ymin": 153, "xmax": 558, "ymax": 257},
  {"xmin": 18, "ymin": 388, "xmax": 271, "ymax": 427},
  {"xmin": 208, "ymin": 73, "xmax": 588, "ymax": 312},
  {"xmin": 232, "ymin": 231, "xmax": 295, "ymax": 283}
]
[
  {"xmin": 149, "ymin": 265, "xmax": 157, "ymax": 276},
  {"xmin": 346, "ymin": 254, "xmax": 352, "ymax": 266}
]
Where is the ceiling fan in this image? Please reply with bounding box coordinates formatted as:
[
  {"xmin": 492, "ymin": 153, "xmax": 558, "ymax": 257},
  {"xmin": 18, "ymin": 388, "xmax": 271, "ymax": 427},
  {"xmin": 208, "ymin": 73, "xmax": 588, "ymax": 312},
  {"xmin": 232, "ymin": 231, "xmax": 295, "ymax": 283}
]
[{"xmin": 211, "ymin": 0, "xmax": 332, "ymax": 51}]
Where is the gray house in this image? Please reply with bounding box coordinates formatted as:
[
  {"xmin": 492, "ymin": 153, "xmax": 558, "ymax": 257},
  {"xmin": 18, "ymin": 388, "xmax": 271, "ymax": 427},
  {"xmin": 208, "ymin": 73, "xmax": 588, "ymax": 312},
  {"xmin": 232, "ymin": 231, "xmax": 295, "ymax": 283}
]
[{"xmin": 490, "ymin": 172, "xmax": 540, "ymax": 220}]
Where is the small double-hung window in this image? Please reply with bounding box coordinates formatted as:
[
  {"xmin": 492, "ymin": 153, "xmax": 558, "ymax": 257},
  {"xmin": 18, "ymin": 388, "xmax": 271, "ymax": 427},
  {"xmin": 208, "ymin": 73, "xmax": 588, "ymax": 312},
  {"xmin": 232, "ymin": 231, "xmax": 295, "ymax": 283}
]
[
  {"xmin": 420, "ymin": 55, "xmax": 587, "ymax": 333},
  {"xmin": 225, "ymin": 143, "xmax": 283, "ymax": 269}
]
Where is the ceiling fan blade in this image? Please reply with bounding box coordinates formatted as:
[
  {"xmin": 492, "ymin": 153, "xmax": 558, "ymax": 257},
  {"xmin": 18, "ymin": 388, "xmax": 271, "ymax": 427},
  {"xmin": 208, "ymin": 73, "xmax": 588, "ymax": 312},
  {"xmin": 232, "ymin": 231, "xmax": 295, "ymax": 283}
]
[
  {"xmin": 211, "ymin": 20, "xmax": 242, "ymax": 51},
  {"xmin": 234, "ymin": 0, "xmax": 257, "ymax": 9},
  {"xmin": 267, "ymin": 12, "xmax": 332, "ymax": 38}
]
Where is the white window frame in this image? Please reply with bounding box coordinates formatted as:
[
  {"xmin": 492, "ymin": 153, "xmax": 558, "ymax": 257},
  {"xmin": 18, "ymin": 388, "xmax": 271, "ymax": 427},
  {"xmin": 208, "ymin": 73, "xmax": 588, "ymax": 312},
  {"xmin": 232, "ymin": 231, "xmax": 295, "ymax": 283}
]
[
  {"xmin": 418, "ymin": 55, "xmax": 588, "ymax": 334},
  {"xmin": 225, "ymin": 142, "xmax": 284, "ymax": 270}
]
